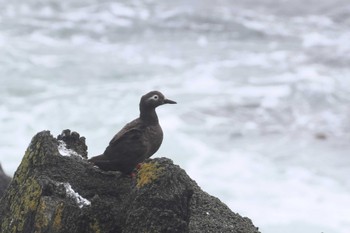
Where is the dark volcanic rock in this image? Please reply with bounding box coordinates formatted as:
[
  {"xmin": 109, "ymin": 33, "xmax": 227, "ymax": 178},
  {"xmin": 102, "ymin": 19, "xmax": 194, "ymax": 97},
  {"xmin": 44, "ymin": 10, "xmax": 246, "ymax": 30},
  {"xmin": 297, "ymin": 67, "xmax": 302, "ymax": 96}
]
[
  {"xmin": 57, "ymin": 129, "xmax": 88, "ymax": 159},
  {"xmin": 0, "ymin": 130, "xmax": 260, "ymax": 233},
  {"xmin": 0, "ymin": 164, "xmax": 11, "ymax": 198}
]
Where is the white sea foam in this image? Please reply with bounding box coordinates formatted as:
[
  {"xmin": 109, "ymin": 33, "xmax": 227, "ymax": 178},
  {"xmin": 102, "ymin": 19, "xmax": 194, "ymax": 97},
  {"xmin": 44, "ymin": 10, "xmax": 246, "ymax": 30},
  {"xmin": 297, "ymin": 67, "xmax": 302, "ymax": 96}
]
[{"xmin": 0, "ymin": 1, "xmax": 350, "ymax": 233}]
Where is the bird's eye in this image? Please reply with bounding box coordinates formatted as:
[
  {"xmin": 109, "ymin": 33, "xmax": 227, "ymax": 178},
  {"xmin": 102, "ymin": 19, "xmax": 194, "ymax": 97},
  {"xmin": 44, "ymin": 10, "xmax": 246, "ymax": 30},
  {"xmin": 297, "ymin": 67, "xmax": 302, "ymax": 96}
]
[{"xmin": 153, "ymin": 95, "xmax": 159, "ymax": 100}]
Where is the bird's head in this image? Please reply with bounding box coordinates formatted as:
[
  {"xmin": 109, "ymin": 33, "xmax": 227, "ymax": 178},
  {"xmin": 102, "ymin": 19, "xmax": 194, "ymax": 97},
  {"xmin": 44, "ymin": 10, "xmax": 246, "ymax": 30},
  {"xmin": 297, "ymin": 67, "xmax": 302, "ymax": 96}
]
[{"xmin": 140, "ymin": 91, "xmax": 177, "ymax": 110}]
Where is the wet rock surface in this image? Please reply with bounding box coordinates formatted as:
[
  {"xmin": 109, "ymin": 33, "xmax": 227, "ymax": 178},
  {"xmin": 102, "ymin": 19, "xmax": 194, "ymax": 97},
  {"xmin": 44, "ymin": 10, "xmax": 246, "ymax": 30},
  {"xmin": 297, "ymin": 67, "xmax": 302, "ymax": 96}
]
[{"xmin": 0, "ymin": 130, "xmax": 260, "ymax": 233}]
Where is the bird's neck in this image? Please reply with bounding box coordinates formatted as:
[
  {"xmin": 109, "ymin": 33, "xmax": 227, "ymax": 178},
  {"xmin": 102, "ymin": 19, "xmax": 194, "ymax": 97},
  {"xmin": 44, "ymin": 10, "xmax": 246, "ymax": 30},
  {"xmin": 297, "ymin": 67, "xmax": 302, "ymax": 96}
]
[{"xmin": 140, "ymin": 108, "xmax": 159, "ymax": 125}]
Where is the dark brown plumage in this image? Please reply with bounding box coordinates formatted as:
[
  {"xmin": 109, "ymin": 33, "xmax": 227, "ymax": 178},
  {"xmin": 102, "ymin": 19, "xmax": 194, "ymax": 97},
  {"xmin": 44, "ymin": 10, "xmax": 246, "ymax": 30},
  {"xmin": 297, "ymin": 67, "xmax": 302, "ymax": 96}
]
[{"xmin": 88, "ymin": 91, "xmax": 176, "ymax": 174}]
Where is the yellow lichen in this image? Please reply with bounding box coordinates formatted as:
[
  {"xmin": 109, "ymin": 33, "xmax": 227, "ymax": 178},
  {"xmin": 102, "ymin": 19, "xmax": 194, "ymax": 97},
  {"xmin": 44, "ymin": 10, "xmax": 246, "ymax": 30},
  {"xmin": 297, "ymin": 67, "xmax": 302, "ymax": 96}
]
[
  {"xmin": 52, "ymin": 203, "xmax": 64, "ymax": 231},
  {"xmin": 136, "ymin": 162, "xmax": 164, "ymax": 188},
  {"xmin": 2, "ymin": 177, "xmax": 42, "ymax": 232},
  {"xmin": 34, "ymin": 199, "xmax": 49, "ymax": 231},
  {"xmin": 0, "ymin": 133, "xmax": 56, "ymax": 232},
  {"xmin": 0, "ymin": 145, "xmax": 45, "ymax": 232},
  {"xmin": 89, "ymin": 219, "xmax": 102, "ymax": 233}
]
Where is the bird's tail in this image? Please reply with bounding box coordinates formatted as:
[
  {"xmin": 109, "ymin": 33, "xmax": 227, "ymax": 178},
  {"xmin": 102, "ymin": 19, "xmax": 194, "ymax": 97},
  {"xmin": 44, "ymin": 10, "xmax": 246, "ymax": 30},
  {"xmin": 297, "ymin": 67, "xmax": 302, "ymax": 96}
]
[{"xmin": 88, "ymin": 154, "xmax": 118, "ymax": 171}]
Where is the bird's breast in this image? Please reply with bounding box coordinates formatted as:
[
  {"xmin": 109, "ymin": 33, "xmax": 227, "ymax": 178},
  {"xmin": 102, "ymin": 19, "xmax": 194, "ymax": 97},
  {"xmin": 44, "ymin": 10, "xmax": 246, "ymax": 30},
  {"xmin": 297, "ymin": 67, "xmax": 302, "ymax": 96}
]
[{"xmin": 143, "ymin": 124, "xmax": 163, "ymax": 157}]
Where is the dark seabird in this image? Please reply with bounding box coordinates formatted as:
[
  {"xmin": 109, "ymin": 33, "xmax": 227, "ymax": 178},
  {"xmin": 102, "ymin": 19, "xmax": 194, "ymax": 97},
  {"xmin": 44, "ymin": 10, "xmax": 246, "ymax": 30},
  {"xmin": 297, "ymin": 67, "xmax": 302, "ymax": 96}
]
[{"xmin": 88, "ymin": 91, "xmax": 176, "ymax": 174}]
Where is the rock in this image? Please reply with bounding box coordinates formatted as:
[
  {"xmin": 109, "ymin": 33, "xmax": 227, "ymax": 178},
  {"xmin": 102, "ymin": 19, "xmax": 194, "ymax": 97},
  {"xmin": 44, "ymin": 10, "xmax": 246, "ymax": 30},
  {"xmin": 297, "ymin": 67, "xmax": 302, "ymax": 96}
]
[
  {"xmin": 0, "ymin": 163, "xmax": 11, "ymax": 198},
  {"xmin": 57, "ymin": 129, "xmax": 88, "ymax": 158},
  {"xmin": 0, "ymin": 130, "xmax": 260, "ymax": 233}
]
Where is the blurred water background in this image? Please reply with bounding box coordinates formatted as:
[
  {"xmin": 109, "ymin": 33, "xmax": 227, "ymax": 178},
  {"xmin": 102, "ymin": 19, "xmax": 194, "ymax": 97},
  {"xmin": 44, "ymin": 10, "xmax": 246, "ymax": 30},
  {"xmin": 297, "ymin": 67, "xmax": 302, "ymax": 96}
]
[{"xmin": 1, "ymin": 0, "xmax": 350, "ymax": 232}]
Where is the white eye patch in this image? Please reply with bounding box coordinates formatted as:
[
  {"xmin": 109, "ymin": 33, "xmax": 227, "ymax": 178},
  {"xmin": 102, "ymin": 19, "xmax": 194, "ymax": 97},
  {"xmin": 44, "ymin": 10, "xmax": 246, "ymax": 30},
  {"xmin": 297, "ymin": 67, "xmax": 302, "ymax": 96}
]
[{"xmin": 148, "ymin": 95, "xmax": 159, "ymax": 101}]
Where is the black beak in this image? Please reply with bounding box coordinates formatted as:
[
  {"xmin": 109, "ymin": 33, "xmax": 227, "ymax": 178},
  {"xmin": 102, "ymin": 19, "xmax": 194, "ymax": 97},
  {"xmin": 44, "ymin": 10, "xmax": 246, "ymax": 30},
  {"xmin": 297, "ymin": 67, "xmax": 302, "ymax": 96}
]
[{"xmin": 163, "ymin": 98, "xmax": 177, "ymax": 104}]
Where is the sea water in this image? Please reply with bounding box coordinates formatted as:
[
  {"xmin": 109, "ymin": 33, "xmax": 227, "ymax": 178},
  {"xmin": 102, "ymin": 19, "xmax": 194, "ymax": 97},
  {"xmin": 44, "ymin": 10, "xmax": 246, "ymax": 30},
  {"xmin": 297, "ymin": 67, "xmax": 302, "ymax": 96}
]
[{"xmin": 0, "ymin": 0, "xmax": 350, "ymax": 232}]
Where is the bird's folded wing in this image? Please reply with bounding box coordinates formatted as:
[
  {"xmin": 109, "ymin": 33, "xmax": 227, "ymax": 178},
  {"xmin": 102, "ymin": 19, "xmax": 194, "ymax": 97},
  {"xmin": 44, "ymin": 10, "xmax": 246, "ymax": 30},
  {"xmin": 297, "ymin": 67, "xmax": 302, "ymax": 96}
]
[
  {"xmin": 103, "ymin": 128, "xmax": 148, "ymax": 163},
  {"xmin": 108, "ymin": 119, "xmax": 139, "ymax": 144}
]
